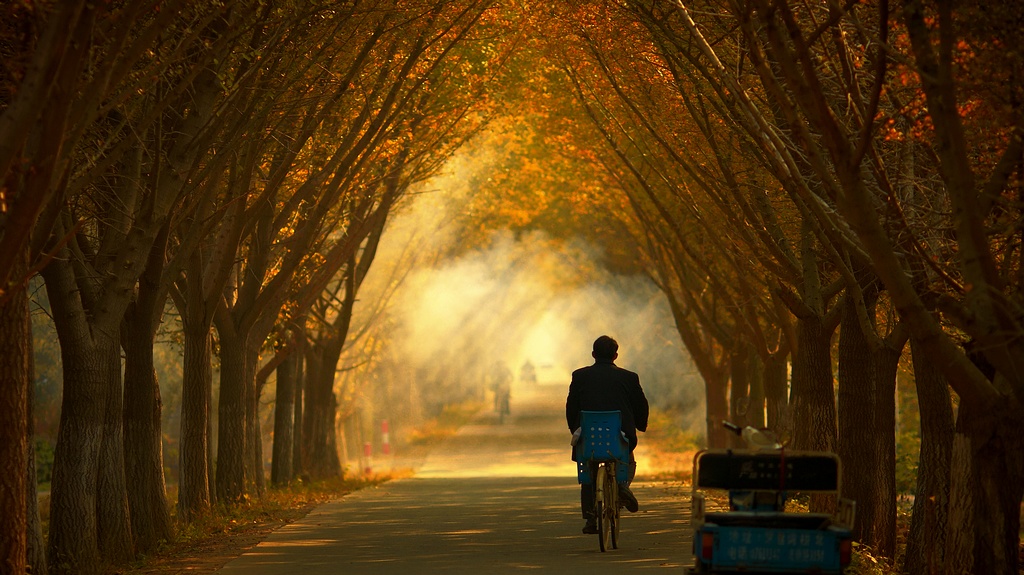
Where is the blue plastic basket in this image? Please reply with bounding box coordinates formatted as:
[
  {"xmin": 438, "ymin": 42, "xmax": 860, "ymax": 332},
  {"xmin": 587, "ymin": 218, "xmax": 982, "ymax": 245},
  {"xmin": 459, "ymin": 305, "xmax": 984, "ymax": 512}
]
[{"xmin": 576, "ymin": 410, "xmax": 630, "ymax": 484}]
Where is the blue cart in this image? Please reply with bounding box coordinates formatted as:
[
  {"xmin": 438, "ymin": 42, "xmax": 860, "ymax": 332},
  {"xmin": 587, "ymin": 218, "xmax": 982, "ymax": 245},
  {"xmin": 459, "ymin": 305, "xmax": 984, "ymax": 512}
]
[{"xmin": 688, "ymin": 425, "xmax": 855, "ymax": 574}]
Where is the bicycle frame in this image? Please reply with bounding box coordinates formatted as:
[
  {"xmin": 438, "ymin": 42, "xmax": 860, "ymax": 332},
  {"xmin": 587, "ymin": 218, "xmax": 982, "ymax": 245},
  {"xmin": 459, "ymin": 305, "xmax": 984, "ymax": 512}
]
[{"xmin": 575, "ymin": 411, "xmax": 629, "ymax": 552}]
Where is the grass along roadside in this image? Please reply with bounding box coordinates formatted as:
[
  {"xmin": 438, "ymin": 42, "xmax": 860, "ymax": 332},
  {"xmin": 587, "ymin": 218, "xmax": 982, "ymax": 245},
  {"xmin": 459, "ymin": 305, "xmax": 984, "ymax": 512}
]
[
  {"xmin": 638, "ymin": 407, "xmax": 701, "ymax": 481},
  {"xmin": 405, "ymin": 399, "xmax": 485, "ymax": 446},
  {"xmin": 108, "ymin": 476, "xmax": 386, "ymax": 575}
]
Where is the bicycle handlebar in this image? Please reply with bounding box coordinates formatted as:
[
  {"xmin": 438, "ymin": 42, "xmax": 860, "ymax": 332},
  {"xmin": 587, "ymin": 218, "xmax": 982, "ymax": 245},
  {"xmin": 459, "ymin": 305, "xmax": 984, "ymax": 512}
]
[{"xmin": 722, "ymin": 420, "xmax": 743, "ymax": 436}]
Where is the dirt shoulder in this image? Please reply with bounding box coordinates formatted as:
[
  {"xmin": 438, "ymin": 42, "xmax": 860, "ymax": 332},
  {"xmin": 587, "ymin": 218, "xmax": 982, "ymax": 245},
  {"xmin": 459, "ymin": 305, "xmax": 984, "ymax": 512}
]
[{"xmin": 110, "ymin": 483, "xmax": 366, "ymax": 575}]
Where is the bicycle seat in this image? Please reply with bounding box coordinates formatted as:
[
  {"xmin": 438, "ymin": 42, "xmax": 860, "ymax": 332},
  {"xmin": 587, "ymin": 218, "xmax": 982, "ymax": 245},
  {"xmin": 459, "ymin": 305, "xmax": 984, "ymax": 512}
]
[{"xmin": 576, "ymin": 410, "xmax": 630, "ymax": 484}]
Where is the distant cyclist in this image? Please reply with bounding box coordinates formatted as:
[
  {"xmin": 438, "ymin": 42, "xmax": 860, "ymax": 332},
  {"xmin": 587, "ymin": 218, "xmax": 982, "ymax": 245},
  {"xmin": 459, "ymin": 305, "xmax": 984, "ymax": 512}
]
[
  {"xmin": 566, "ymin": 335, "xmax": 649, "ymax": 534},
  {"xmin": 490, "ymin": 360, "xmax": 512, "ymax": 418},
  {"xmin": 519, "ymin": 359, "xmax": 537, "ymax": 385}
]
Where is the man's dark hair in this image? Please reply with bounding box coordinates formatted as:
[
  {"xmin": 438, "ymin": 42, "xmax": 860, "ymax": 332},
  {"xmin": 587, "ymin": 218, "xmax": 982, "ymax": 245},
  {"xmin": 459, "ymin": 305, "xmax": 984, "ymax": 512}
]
[{"xmin": 593, "ymin": 335, "xmax": 618, "ymax": 359}]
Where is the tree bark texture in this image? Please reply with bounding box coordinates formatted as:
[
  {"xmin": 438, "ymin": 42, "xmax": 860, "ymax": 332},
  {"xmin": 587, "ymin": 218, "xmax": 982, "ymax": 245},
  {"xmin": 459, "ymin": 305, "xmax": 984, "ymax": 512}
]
[
  {"xmin": 837, "ymin": 294, "xmax": 876, "ymax": 545},
  {"xmin": 747, "ymin": 352, "xmax": 766, "ymax": 429},
  {"xmin": 248, "ymin": 378, "xmax": 266, "ymax": 496},
  {"xmin": 943, "ymin": 399, "xmax": 1024, "ymax": 575},
  {"xmin": 967, "ymin": 404, "xmax": 1023, "ymax": 575},
  {"xmin": 905, "ymin": 335, "xmax": 954, "ymax": 574},
  {"xmin": 178, "ymin": 322, "xmax": 212, "ymax": 521},
  {"xmin": 790, "ymin": 313, "xmax": 836, "ymax": 454},
  {"xmin": 122, "ymin": 319, "xmax": 173, "ymax": 550},
  {"xmin": 871, "ymin": 341, "xmax": 901, "ymax": 559},
  {"xmin": 292, "ymin": 357, "xmax": 305, "ymax": 479},
  {"xmin": 121, "ymin": 231, "xmax": 173, "ymax": 549},
  {"xmin": 43, "ymin": 258, "xmax": 107, "ymax": 574},
  {"xmin": 96, "ymin": 331, "xmax": 134, "ymax": 563},
  {"xmin": 763, "ymin": 350, "xmax": 789, "ymax": 436},
  {"xmin": 704, "ymin": 370, "xmax": 730, "ymax": 449},
  {"xmin": 271, "ymin": 351, "xmax": 299, "ymax": 485},
  {"xmin": 944, "ymin": 411, "xmax": 976, "ymax": 575},
  {"xmin": 0, "ymin": 252, "xmax": 29, "ymax": 575},
  {"xmin": 728, "ymin": 344, "xmax": 750, "ymax": 449},
  {"xmin": 302, "ymin": 343, "xmax": 343, "ymax": 479},
  {"xmin": 44, "ymin": 347, "xmax": 105, "ymax": 573},
  {"xmin": 207, "ymin": 374, "xmax": 217, "ymax": 508},
  {"xmin": 791, "ymin": 312, "xmax": 837, "ymax": 514},
  {"xmin": 216, "ymin": 331, "xmax": 251, "ymax": 503},
  {"xmin": 26, "ymin": 341, "xmax": 47, "ymax": 575}
]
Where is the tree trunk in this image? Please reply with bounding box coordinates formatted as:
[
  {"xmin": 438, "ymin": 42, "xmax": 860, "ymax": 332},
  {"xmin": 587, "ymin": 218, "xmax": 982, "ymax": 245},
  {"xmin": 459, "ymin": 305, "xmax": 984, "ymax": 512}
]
[
  {"xmin": 27, "ymin": 335, "xmax": 48, "ymax": 575},
  {"xmin": 299, "ymin": 349, "xmax": 317, "ymax": 474},
  {"xmin": 121, "ymin": 230, "xmax": 172, "ymax": 549},
  {"xmin": 0, "ymin": 253, "xmax": 29, "ymax": 575},
  {"xmin": 905, "ymin": 335, "xmax": 954, "ymax": 574},
  {"xmin": 292, "ymin": 358, "xmax": 305, "ymax": 479},
  {"xmin": 944, "ymin": 398, "xmax": 1023, "ymax": 575},
  {"xmin": 704, "ymin": 369, "xmax": 730, "ymax": 448},
  {"xmin": 747, "ymin": 352, "xmax": 766, "ymax": 429},
  {"xmin": 207, "ymin": 362, "xmax": 217, "ymax": 507},
  {"xmin": 871, "ymin": 339, "xmax": 902, "ymax": 559},
  {"xmin": 216, "ymin": 330, "xmax": 251, "ymax": 503},
  {"xmin": 967, "ymin": 403, "xmax": 1023, "ymax": 575},
  {"xmin": 122, "ymin": 312, "xmax": 172, "ymax": 551},
  {"xmin": 303, "ymin": 342, "xmax": 343, "ymax": 479},
  {"xmin": 764, "ymin": 349, "xmax": 789, "ymax": 435},
  {"xmin": 178, "ymin": 319, "xmax": 212, "ymax": 521},
  {"xmin": 790, "ymin": 312, "xmax": 836, "ymax": 453},
  {"xmin": 43, "ymin": 259, "xmax": 106, "ymax": 574},
  {"xmin": 837, "ymin": 293, "xmax": 877, "ymax": 546},
  {"xmin": 944, "ymin": 414, "xmax": 975, "ymax": 575},
  {"xmin": 271, "ymin": 351, "xmax": 299, "ymax": 485},
  {"xmin": 47, "ymin": 332, "xmax": 134, "ymax": 573},
  {"xmin": 791, "ymin": 311, "xmax": 837, "ymax": 514},
  {"xmin": 96, "ymin": 330, "xmax": 134, "ymax": 563},
  {"xmin": 728, "ymin": 344, "xmax": 750, "ymax": 448},
  {"xmin": 248, "ymin": 375, "xmax": 266, "ymax": 496}
]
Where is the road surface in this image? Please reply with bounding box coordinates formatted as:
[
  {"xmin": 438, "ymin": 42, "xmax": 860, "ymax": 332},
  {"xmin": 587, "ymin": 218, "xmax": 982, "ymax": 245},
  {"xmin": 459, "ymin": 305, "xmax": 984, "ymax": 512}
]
[{"xmin": 216, "ymin": 383, "xmax": 695, "ymax": 574}]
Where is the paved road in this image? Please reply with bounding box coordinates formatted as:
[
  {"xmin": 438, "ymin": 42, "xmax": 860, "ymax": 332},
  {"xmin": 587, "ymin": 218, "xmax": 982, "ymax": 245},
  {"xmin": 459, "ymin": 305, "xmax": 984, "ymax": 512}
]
[{"xmin": 217, "ymin": 383, "xmax": 695, "ymax": 574}]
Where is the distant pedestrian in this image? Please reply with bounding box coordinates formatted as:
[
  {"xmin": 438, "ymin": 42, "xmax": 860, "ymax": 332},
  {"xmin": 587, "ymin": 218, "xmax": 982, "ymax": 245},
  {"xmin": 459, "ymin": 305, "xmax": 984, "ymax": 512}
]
[
  {"xmin": 490, "ymin": 360, "xmax": 512, "ymax": 420},
  {"xmin": 519, "ymin": 359, "xmax": 537, "ymax": 385}
]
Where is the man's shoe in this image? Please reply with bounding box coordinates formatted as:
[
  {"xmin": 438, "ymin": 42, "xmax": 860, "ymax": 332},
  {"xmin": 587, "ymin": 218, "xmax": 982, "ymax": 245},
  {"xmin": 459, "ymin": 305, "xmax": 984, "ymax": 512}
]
[
  {"xmin": 582, "ymin": 520, "xmax": 599, "ymax": 534},
  {"xmin": 619, "ymin": 485, "xmax": 639, "ymax": 513}
]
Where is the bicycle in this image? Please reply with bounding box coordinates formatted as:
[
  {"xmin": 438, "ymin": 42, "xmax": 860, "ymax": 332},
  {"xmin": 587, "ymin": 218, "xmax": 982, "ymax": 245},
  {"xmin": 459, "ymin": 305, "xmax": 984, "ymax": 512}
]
[{"xmin": 575, "ymin": 410, "xmax": 631, "ymax": 552}]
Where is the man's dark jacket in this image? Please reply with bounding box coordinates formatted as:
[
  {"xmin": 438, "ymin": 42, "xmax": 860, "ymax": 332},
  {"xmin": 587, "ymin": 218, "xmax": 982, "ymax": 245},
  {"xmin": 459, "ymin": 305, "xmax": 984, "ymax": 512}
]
[{"xmin": 565, "ymin": 358, "xmax": 649, "ymax": 451}]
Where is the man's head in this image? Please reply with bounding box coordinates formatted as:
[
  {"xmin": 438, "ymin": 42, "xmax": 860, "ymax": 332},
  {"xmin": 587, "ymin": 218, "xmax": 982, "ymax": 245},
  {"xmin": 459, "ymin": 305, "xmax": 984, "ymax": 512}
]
[{"xmin": 592, "ymin": 335, "xmax": 618, "ymax": 361}]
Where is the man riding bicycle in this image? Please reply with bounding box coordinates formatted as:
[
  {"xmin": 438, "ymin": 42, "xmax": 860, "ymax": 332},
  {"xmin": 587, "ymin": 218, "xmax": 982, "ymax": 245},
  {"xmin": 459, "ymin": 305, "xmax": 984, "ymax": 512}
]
[{"xmin": 566, "ymin": 335, "xmax": 649, "ymax": 534}]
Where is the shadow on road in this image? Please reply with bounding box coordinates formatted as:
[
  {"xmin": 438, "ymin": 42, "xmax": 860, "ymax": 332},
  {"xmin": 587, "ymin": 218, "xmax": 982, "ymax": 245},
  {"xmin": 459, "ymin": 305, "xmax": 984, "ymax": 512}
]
[{"xmin": 216, "ymin": 383, "xmax": 694, "ymax": 574}]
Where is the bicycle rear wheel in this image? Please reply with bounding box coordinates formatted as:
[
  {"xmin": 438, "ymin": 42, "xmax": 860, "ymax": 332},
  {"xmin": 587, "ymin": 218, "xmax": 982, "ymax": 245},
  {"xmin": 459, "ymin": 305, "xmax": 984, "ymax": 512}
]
[
  {"xmin": 609, "ymin": 466, "xmax": 620, "ymax": 549},
  {"xmin": 595, "ymin": 464, "xmax": 613, "ymax": 552}
]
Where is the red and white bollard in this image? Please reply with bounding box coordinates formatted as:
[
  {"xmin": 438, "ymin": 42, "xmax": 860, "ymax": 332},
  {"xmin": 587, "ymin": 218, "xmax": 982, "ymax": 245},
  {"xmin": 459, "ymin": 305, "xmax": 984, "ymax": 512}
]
[
  {"xmin": 381, "ymin": 419, "xmax": 391, "ymax": 456},
  {"xmin": 363, "ymin": 442, "xmax": 372, "ymax": 475}
]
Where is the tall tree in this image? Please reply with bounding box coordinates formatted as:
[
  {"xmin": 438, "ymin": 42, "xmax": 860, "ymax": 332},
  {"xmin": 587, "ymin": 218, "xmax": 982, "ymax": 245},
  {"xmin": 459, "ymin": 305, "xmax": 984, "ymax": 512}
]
[
  {"xmin": 39, "ymin": 5, "xmax": 257, "ymax": 569},
  {"xmin": 0, "ymin": 249, "xmax": 30, "ymax": 575},
  {"xmin": 0, "ymin": 4, "xmax": 184, "ymax": 566}
]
